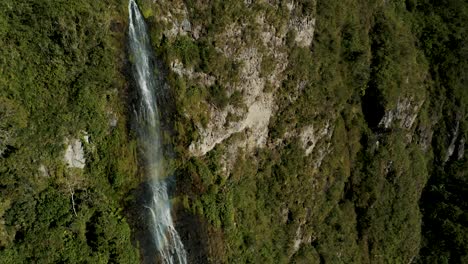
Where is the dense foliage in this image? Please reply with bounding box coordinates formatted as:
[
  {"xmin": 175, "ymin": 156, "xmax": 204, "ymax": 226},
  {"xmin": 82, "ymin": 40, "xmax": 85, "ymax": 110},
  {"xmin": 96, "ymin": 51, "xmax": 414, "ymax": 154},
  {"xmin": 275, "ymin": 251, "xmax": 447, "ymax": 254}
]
[
  {"xmin": 0, "ymin": 0, "xmax": 139, "ymax": 262},
  {"xmin": 415, "ymin": 0, "xmax": 468, "ymax": 262},
  {"xmin": 140, "ymin": 0, "xmax": 467, "ymax": 263}
]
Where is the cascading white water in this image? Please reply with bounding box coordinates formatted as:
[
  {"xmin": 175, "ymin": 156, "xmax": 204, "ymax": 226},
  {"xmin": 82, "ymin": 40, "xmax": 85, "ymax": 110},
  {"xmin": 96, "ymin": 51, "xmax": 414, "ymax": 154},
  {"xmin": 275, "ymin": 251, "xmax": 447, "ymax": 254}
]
[{"xmin": 128, "ymin": 1, "xmax": 187, "ymax": 263}]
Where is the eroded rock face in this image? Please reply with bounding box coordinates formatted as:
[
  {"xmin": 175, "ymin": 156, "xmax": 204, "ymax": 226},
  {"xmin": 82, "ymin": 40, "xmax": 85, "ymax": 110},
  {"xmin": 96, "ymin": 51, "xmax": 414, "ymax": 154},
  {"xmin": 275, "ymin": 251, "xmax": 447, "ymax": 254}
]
[
  {"xmin": 153, "ymin": 1, "xmax": 318, "ymax": 170},
  {"xmin": 417, "ymin": 124, "xmax": 433, "ymax": 152},
  {"xmin": 153, "ymin": 0, "xmax": 191, "ymax": 40},
  {"xmin": 188, "ymin": 47, "xmax": 278, "ymax": 156},
  {"xmin": 185, "ymin": 11, "xmax": 314, "ymax": 157},
  {"xmin": 286, "ymin": 1, "xmax": 316, "ymax": 47},
  {"xmin": 107, "ymin": 110, "xmax": 118, "ymax": 127},
  {"xmin": 290, "ymin": 17, "xmax": 316, "ymax": 47},
  {"xmin": 457, "ymin": 137, "xmax": 465, "ymax": 160},
  {"xmin": 444, "ymin": 117, "xmax": 461, "ymax": 163},
  {"xmin": 64, "ymin": 133, "xmax": 88, "ymax": 169},
  {"xmin": 379, "ymin": 97, "xmax": 424, "ymax": 130},
  {"xmin": 170, "ymin": 60, "xmax": 215, "ymax": 87},
  {"xmin": 377, "ymin": 96, "xmax": 430, "ymax": 148},
  {"xmin": 38, "ymin": 164, "xmax": 49, "ymax": 177},
  {"xmin": 299, "ymin": 120, "xmax": 334, "ymax": 168},
  {"xmin": 64, "ymin": 139, "xmax": 85, "ymax": 169},
  {"xmin": 300, "ymin": 121, "xmax": 332, "ymax": 156},
  {"xmin": 291, "ymin": 218, "xmax": 312, "ymax": 256}
]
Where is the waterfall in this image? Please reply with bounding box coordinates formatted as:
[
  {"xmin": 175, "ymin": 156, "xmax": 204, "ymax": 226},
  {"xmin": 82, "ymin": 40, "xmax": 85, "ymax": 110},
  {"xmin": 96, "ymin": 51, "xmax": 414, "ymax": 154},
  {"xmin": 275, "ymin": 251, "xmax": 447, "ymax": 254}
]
[{"xmin": 128, "ymin": 1, "xmax": 187, "ymax": 263}]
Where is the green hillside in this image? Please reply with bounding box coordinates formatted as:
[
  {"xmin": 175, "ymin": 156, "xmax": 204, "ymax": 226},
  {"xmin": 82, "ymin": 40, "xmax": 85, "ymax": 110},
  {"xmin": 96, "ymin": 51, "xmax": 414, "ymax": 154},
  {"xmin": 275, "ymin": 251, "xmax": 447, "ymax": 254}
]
[{"xmin": 0, "ymin": 0, "xmax": 466, "ymax": 263}]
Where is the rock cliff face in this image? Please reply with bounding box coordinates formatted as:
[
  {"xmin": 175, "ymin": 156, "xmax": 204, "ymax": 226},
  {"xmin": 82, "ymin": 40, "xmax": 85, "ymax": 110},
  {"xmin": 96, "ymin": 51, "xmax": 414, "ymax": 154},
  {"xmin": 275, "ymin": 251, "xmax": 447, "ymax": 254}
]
[
  {"xmin": 137, "ymin": 0, "xmax": 467, "ymax": 263},
  {"xmin": 63, "ymin": 132, "xmax": 89, "ymax": 169},
  {"xmin": 148, "ymin": 0, "xmax": 319, "ymax": 164},
  {"xmin": 378, "ymin": 97, "xmax": 423, "ymax": 131},
  {"xmin": 299, "ymin": 120, "xmax": 334, "ymax": 167},
  {"xmin": 187, "ymin": 46, "xmax": 278, "ymax": 157},
  {"xmin": 143, "ymin": 0, "xmax": 325, "ymax": 258}
]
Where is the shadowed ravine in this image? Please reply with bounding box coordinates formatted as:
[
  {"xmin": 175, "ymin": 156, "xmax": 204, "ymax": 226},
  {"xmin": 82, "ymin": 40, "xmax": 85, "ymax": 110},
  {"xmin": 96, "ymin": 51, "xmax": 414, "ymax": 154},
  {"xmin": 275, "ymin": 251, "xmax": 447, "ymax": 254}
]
[{"xmin": 128, "ymin": 0, "xmax": 187, "ymax": 263}]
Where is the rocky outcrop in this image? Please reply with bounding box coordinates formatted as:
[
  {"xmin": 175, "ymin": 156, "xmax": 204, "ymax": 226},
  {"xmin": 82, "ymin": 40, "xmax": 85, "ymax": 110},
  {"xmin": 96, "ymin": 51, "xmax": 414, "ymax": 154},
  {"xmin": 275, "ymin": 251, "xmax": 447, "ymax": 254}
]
[
  {"xmin": 300, "ymin": 120, "xmax": 334, "ymax": 168},
  {"xmin": 444, "ymin": 116, "xmax": 461, "ymax": 163},
  {"xmin": 379, "ymin": 97, "xmax": 424, "ymax": 130},
  {"xmin": 291, "ymin": 219, "xmax": 312, "ymax": 256},
  {"xmin": 64, "ymin": 132, "xmax": 89, "ymax": 169},
  {"xmin": 290, "ymin": 17, "xmax": 316, "ymax": 47},
  {"xmin": 64, "ymin": 139, "xmax": 85, "ymax": 169},
  {"xmin": 188, "ymin": 47, "xmax": 279, "ymax": 156},
  {"xmin": 38, "ymin": 164, "xmax": 49, "ymax": 177},
  {"xmin": 286, "ymin": 2, "xmax": 316, "ymax": 47},
  {"xmin": 107, "ymin": 110, "xmax": 118, "ymax": 128},
  {"xmin": 457, "ymin": 137, "xmax": 465, "ymax": 160},
  {"xmin": 417, "ymin": 123, "xmax": 433, "ymax": 152},
  {"xmin": 149, "ymin": 0, "xmax": 318, "ymax": 159},
  {"xmin": 170, "ymin": 60, "xmax": 215, "ymax": 87},
  {"xmin": 377, "ymin": 96, "xmax": 429, "ymax": 149},
  {"xmin": 149, "ymin": 0, "xmax": 320, "ymax": 176},
  {"xmin": 149, "ymin": 0, "xmax": 191, "ymax": 39},
  {"xmin": 186, "ymin": 11, "xmax": 315, "ymax": 157}
]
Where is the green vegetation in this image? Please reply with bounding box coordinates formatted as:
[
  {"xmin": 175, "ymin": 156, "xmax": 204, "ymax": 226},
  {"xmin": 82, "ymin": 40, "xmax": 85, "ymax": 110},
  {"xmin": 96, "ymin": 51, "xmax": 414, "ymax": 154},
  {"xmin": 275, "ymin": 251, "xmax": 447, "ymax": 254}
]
[
  {"xmin": 142, "ymin": 0, "xmax": 467, "ymax": 263},
  {"xmin": 0, "ymin": 0, "xmax": 139, "ymax": 262},
  {"xmin": 415, "ymin": 0, "xmax": 468, "ymax": 262},
  {"xmin": 0, "ymin": 0, "xmax": 466, "ymax": 263}
]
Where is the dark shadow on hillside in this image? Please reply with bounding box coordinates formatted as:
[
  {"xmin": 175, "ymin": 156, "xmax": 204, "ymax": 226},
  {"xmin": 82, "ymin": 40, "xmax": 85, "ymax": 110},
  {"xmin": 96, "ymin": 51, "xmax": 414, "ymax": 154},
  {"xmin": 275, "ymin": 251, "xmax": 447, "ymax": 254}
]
[
  {"xmin": 173, "ymin": 204, "xmax": 210, "ymax": 264},
  {"xmin": 124, "ymin": 178, "xmax": 212, "ymax": 264},
  {"xmin": 124, "ymin": 174, "xmax": 214, "ymax": 264},
  {"xmin": 124, "ymin": 181, "xmax": 161, "ymax": 264},
  {"xmin": 361, "ymin": 85, "xmax": 385, "ymax": 132},
  {"xmin": 361, "ymin": 14, "xmax": 391, "ymax": 133}
]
